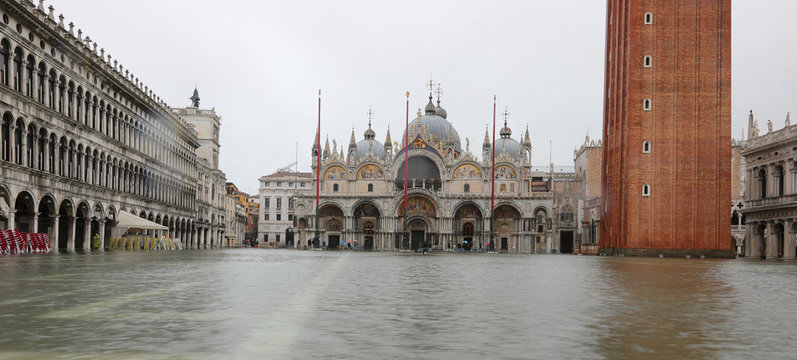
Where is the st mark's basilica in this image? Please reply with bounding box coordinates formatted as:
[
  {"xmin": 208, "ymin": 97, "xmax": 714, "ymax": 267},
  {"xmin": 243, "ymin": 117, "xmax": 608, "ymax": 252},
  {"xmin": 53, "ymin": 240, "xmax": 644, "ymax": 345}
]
[{"xmin": 293, "ymin": 89, "xmax": 575, "ymax": 253}]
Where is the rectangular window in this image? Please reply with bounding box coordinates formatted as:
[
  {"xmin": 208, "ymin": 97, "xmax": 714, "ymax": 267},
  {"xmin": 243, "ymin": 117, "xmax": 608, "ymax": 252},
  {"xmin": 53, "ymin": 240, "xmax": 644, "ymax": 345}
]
[
  {"xmin": 264, "ymin": 182, "xmax": 269, "ymax": 187},
  {"xmin": 276, "ymin": 214, "xmax": 281, "ymax": 221},
  {"xmin": 276, "ymin": 234, "xmax": 280, "ymax": 243},
  {"xmin": 276, "ymin": 182, "xmax": 282, "ymax": 187},
  {"xmin": 288, "ymin": 198, "xmax": 294, "ymax": 209},
  {"xmin": 264, "ymin": 234, "xmax": 268, "ymax": 242},
  {"xmin": 276, "ymin": 198, "xmax": 282, "ymax": 209},
  {"xmin": 289, "ymin": 182, "xmax": 293, "ymax": 187},
  {"xmin": 264, "ymin": 214, "xmax": 269, "ymax": 221},
  {"xmin": 288, "ymin": 214, "xmax": 293, "ymax": 221},
  {"xmin": 300, "ymin": 182, "xmax": 306, "ymax": 187},
  {"xmin": 264, "ymin": 198, "xmax": 270, "ymax": 209}
]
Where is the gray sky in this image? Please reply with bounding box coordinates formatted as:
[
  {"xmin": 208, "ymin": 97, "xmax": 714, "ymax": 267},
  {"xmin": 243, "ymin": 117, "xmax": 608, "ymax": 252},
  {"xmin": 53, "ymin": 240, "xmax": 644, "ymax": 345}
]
[{"xmin": 53, "ymin": 1, "xmax": 797, "ymax": 195}]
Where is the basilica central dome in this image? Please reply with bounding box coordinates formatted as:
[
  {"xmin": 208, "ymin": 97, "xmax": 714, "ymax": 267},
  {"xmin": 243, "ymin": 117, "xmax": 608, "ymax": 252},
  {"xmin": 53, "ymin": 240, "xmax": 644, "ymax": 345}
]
[{"xmin": 403, "ymin": 94, "xmax": 461, "ymax": 152}]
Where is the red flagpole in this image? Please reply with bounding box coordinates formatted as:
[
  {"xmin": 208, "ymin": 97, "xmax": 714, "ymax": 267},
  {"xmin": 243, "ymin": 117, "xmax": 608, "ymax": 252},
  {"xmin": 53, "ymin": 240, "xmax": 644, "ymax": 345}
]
[
  {"xmin": 315, "ymin": 89, "xmax": 321, "ymax": 246},
  {"xmin": 316, "ymin": 89, "xmax": 321, "ymax": 210},
  {"xmin": 404, "ymin": 91, "xmax": 410, "ymax": 250},
  {"xmin": 490, "ymin": 95, "xmax": 496, "ymax": 250}
]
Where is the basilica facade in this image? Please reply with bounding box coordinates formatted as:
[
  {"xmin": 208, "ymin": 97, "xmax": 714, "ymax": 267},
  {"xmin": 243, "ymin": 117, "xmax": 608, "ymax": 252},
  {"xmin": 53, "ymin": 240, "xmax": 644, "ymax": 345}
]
[{"xmin": 293, "ymin": 93, "xmax": 563, "ymax": 252}]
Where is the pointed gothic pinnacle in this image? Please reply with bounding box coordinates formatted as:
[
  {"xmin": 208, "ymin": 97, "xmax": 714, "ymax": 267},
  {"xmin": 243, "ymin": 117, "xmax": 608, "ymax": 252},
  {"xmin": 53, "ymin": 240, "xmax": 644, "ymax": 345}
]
[
  {"xmin": 349, "ymin": 127, "xmax": 356, "ymax": 146},
  {"xmin": 483, "ymin": 127, "xmax": 490, "ymax": 145},
  {"xmin": 385, "ymin": 125, "xmax": 392, "ymax": 145}
]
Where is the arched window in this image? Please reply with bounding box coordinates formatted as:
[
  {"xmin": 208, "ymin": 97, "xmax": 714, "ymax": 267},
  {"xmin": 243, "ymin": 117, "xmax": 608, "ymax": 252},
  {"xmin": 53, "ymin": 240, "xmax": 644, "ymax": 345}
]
[
  {"xmin": 333, "ymin": 183, "xmax": 339, "ymax": 192},
  {"xmin": 775, "ymin": 165, "xmax": 784, "ymax": 196},
  {"xmin": 367, "ymin": 183, "xmax": 373, "ymax": 192},
  {"xmin": 464, "ymin": 183, "xmax": 470, "ymax": 193},
  {"xmin": 0, "ymin": 40, "xmax": 8, "ymax": 86},
  {"xmin": 644, "ymin": 12, "xmax": 653, "ymax": 24},
  {"xmin": 643, "ymin": 98, "xmax": 652, "ymax": 111},
  {"xmin": 757, "ymin": 169, "xmax": 767, "ymax": 199},
  {"xmin": 644, "ymin": 55, "xmax": 652, "ymax": 67},
  {"xmin": 643, "ymin": 140, "xmax": 651, "ymax": 154},
  {"xmin": 642, "ymin": 183, "xmax": 651, "ymax": 197}
]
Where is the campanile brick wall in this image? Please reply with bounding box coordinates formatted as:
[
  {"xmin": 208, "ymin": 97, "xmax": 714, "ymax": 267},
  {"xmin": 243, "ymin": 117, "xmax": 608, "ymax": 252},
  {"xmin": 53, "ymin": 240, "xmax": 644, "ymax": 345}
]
[{"xmin": 600, "ymin": 0, "xmax": 732, "ymax": 256}]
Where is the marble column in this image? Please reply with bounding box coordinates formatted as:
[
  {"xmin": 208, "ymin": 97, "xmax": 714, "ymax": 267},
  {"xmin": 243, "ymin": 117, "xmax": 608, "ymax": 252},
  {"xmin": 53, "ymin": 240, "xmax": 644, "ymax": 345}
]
[
  {"xmin": 67, "ymin": 216, "xmax": 76, "ymax": 252},
  {"xmin": 784, "ymin": 219, "xmax": 796, "ymax": 260},
  {"xmin": 83, "ymin": 219, "xmax": 91, "ymax": 251},
  {"xmin": 51, "ymin": 216, "xmax": 59, "ymax": 251},
  {"xmin": 98, "ymin": 221, "xmax": 105, "ymax": 251},
  {"xmin": 7, "ymin": 210, "xmax": 16, "ymax": 230},
  {"xmin": 766, "ymin": 222, "xmax": 778, "ymax": 259},
  {"xmin": 32, "ymin": 212, "xmax": 39, "ymax": 234}
]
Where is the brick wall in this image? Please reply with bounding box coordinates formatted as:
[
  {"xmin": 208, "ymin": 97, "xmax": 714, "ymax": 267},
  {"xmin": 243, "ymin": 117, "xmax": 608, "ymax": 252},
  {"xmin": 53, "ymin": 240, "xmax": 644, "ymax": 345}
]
[{"xmin": 601, "ymin": 0, "xmax": 732, "ymax": 254}]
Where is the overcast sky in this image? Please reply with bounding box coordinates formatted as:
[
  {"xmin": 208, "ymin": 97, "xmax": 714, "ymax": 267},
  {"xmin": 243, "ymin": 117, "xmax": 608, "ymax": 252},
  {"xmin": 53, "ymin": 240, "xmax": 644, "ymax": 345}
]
[{"xmin": 52, "ymin": 1, "xmax": 797, "ymax": 195}]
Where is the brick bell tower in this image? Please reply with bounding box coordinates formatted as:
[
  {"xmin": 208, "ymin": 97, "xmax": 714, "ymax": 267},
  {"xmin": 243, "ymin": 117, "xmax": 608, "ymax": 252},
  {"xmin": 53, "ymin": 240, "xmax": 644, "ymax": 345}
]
[{"xmin": 600, "ymin": 0, "xmax": 733, "ymax": 257}]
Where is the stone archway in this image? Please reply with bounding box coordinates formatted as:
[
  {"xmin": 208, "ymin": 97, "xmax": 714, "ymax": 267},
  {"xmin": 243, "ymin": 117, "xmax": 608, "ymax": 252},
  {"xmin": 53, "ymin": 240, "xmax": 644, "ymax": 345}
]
[
  {"xmin": 493, "ymin": 204, "xmax": 521, "ymax": 252},
  {"xmin": 13, "ymin": 191, "xmax": 36, "ymax": 233},
  {"xmin": 353, "ymin": 201, "xmax": 380, "ymax": 250},
  {"xmin": 58, "ymin": 199, "xmax": 74, "ymax": 251},
  {"xmin": 74, "ymin": 202, "xmax": 90, "ymax": 251},
  {"xmin": 319, "ymin": 204, "xmax": 344, "ymax": 249},
  {"xmin": 37, "ymin": 195, "xmax": 56, "ymax": 242},
  {"xmin": 454, "ymin": 202, "xmax": 483, "ymax": 251},
  {"xmin": 408, "ymin": 217, "xmax": 429, "ymax": 251}
]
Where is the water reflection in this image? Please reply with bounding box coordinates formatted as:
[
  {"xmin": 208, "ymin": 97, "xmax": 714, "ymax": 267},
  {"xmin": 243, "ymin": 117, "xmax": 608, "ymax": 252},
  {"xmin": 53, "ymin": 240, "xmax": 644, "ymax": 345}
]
[{"xmin": 0, "ymin": 251, "xmax": 795, "ymax": 359}]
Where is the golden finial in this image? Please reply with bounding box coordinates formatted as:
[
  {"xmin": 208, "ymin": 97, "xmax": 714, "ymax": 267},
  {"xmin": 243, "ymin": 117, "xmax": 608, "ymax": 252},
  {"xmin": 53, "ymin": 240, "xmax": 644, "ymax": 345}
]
[
  {"xmin": 318, "ymin": 89, "xmax": 321, "ymax": 96},
  {"xmin": 406, "ymin": 91, "xmax": 410, "ymax": 98},
  {"xmin": 493, "ymin": 94, "xmax": 496, "ymax": 101}
]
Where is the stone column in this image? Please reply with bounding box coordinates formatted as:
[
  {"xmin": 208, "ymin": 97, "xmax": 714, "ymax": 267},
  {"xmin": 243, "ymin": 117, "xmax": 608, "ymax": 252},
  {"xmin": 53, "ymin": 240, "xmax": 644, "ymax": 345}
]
[
  {"xmin": 784, "ymin": 219, "xmax": 796, "ymax": 260},
  {"xmin": 19, "ymin": 127, "xmax": 27, "ymax": 167},
  {"xmin": 67, "ymin": 216, "xmax": 76, "ymax": 252},
  {"xmin": 98, "ymin": 221, "xmax": 106, "ymax": 251},
  {"xmin": 42, "ymin": 75, "xmax": 50, "ymax": 108},
  {"xmin": 83, "ymin": 219, "xmax": 91, "ymax": 251},
  {"xmin": 20, "ymin": 59, "xmax": 27, "ymax": 95},
  {"xmin": 7, "ymin": 210, "xmax": 16, "ymax": 230},
  {"xmin": 765, "ymin": 222, "xmax": 778, "ymax": 259},
  {"xmin": 8, "ymin": 121, "xmax": 15, "ymax": 164},
  {"xmin": 51, "ymin": 216, "xmax": 59, "ymax": 252},
  {"xmin": 32, "ymin": 212, "xmax": 39, "ymax": 234}
]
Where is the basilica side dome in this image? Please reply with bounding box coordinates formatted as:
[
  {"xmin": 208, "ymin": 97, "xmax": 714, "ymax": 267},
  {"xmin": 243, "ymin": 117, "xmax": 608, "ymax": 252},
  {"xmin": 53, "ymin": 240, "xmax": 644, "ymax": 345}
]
[
  {"xmin": 495, "ymin": 121, "xmax": 521, "ymax": 157},
  {"xmin": 356, "ymin": 122, "xmax": 384, "ymax": 158}
]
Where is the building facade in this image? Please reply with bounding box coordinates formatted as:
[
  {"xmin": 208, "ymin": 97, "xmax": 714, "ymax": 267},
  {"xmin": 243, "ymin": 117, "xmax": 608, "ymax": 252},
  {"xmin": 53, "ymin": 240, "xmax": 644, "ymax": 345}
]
[
  {"xmin": 0, "ymin": 1, "xmax": 227, "ymax": 251},
  {"xmin": 224, "ymin": 182, "xmax": 246, "ymax": 247},
  {"xmin": 258, "ymin": 171, "xmax": 312, "ymax": 247},
  {"xmin": 600, "ymin": 0, "xmax": 733, "ymax": 257},
  {"xmin": 173, "ymin": 92, "xmax": 227, "ymax": 248},
  {"xmin": 741, "ymin": 113, "xmax": 797, "ymax": 260},
  {"xmin": 293, "ymin": 91, "xmax": 564, "ymax": 252}
]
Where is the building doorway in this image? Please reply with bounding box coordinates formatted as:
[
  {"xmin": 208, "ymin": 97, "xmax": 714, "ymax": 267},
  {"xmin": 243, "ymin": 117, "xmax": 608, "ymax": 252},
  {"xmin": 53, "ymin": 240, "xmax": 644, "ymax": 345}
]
[
  {"xmin": 560, "ymin": 231, "xmax": 574, "ymax": 254},
  {"xmin": 501, "ymin": 237, "xmax": 508, "ymax": 251},
  {"xmin": 411, "ymin": 230, "xmax": 425, "ymax": 251},
  {"xmin": 328, "ymin": 235, "xmax": 340, "ymax": 250},
  {"xmin": 363, "ymin": 220, "xmax": 374, "ymax": 250}
]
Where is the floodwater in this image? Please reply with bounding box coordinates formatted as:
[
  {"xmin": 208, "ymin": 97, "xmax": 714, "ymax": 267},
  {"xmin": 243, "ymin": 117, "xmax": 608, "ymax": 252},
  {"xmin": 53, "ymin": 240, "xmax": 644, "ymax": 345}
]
[{"xmin": 0, "ymin": 250, "xmax": 795, "ymax": 359}]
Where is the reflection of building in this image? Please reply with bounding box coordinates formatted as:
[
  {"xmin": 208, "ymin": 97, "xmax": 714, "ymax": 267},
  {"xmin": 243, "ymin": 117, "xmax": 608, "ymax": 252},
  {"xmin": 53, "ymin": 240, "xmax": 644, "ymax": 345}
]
[
  {"xmin": 600, "ymin": 1, "xmax": 733, "ymax": 257},
  {"xmin": 246, "ymin": 194, "xmax": 260, "ymax": 240},
  {"xmin": 0, "ymin": 2, "xmax": 224, "ymax": 250},
  {"xmin": 294, "ymin": 89, "xmax": 567, "ymax": 253},
  {"xmin": 258, "ymin": 171, "xmax": 312, "ymax": 246},
  {"xmin": 741, "ymin": 113, "xmax": 797, "ymax": 260}
]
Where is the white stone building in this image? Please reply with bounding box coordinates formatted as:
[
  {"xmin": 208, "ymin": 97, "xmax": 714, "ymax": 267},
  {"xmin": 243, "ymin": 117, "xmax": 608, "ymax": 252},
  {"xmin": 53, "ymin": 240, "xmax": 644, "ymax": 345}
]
[
  {"xmin": 742, "ymin": 112, "xmax": 797, "ymax": 260},
  {"xmin": 0, "ymin": 1, "xmax": 227, "ymax": 250},
  {"xmin": 257, "ymin": 171, "xmax": 312, "ymax": 246}
]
